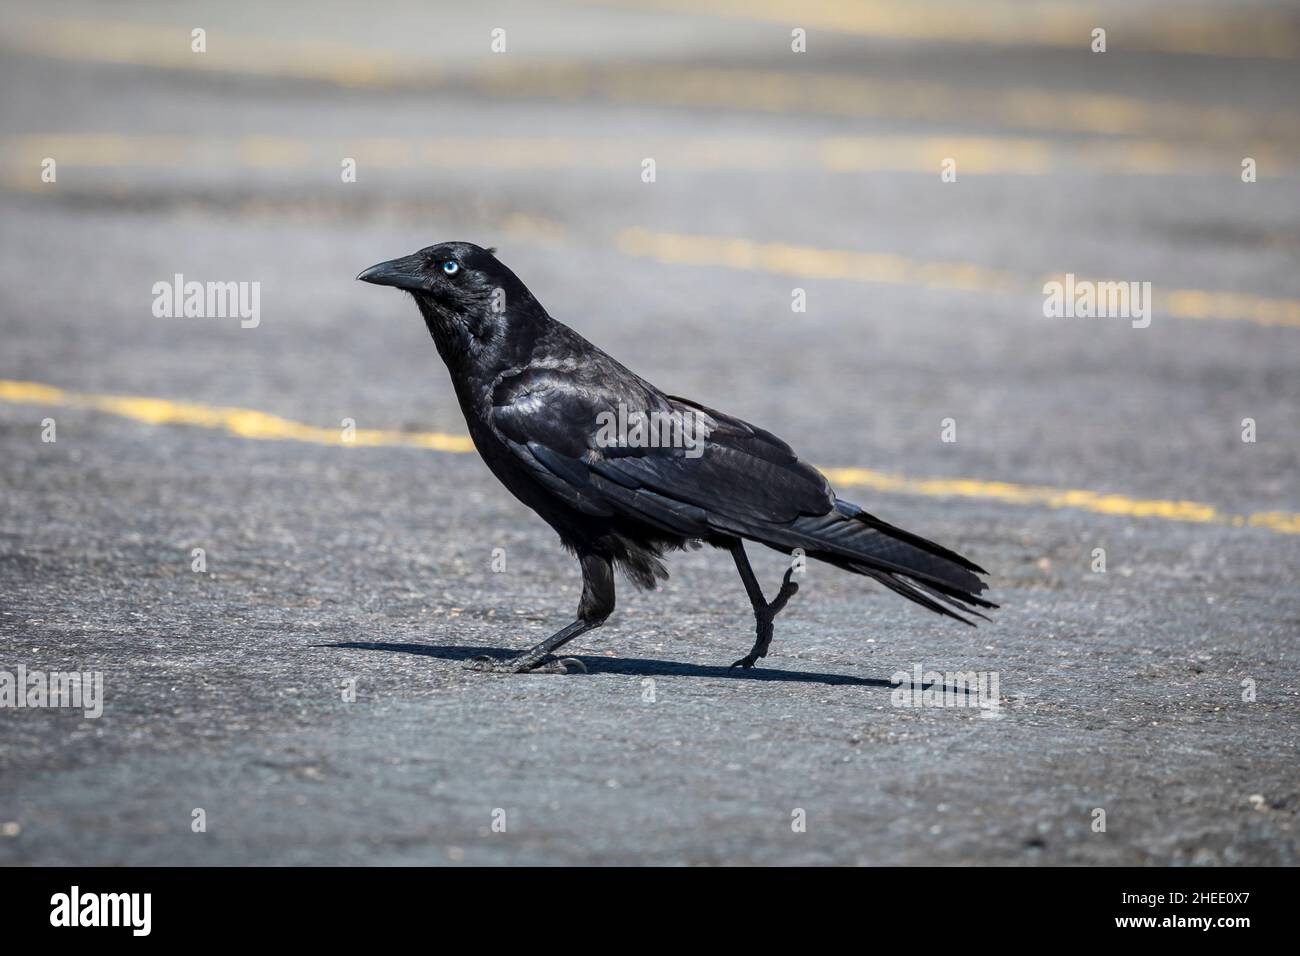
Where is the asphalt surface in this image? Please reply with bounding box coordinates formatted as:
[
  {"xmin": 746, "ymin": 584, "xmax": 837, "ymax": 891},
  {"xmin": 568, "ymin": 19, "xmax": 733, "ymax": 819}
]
[{"xmin": 0, "ymin": 0, "xmax": 1297, "ymax": 865}]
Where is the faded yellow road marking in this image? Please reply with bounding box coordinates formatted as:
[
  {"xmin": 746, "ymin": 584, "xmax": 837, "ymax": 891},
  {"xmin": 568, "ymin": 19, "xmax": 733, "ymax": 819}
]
[
  {"xmin": 4, "ymin": 140, "xmax": 1294, "ymax": 328},
  {"xmin": 618, "ymin": 228, "xmax": 1300, "ymax": 329},
  {"xmin": 2, "ymin": 19, "xmax": 434, "ymax": 88},
  {"xmin": 2, "ymin": 379, "xmax": 1295, "ymax": 535},
  {"xmin": 0, "ymin": 380, "xmax": 474, "ymax": 453},
  {"xmin": 590, "ymin": 0, "xmax": 1300, "ymax": 58},
  {"xmin": 620, "ymin": 228, "xmax": 1020, "ymax": 293},
  {"xmin": 5, "ymin": 19, "xmax": 1299, "ymax": 143},
  {"xmin": 820, "ymin": 469, "xmax": 1299, "ymax": 535},
  {"xmin": 6, "ymin": 133, "xmax": 1291, "ymax": 178}
]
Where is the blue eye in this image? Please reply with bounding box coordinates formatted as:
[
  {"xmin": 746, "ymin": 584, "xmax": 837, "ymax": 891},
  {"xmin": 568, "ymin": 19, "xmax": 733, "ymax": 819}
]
[{"xmin": 442, "ymin": 261, "xmax": 459, "ymax": 275}]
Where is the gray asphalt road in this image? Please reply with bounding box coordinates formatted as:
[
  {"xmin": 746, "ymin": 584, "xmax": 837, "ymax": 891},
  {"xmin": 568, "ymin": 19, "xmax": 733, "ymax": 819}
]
[{"xmin": 0, "ymin": 0, "xmax": 1297, "ymax": 865}]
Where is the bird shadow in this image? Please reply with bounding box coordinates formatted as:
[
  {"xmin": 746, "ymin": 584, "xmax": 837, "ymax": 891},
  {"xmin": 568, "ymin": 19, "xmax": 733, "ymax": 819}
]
[{"xmin": 320, "ymin": 641, "xmax": 897, "ymax": 688}]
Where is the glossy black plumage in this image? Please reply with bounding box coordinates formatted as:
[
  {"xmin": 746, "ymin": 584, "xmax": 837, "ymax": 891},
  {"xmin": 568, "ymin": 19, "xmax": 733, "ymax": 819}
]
[{"xmin": 359, "ymin": 241, "xmax": 994, "ymax": 673}]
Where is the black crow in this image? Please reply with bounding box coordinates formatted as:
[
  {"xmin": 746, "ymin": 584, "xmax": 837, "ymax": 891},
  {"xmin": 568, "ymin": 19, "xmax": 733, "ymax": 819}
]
[{"xmin": 359, "ymin": 242, "xmax": 994, "ymax": 673}]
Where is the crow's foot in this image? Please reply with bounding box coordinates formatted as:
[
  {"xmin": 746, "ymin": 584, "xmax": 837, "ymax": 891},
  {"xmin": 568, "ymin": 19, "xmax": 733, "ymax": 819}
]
[
  {"xmin": 464, "ymin": 654, "xmax": 587, "ymax": 674},
  {"xmin": 728, "ymin": 566, "xmax": 799, "ymax": 670}
]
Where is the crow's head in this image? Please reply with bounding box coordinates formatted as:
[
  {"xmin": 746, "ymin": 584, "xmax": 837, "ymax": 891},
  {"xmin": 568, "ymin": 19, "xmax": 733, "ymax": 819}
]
[{"xmin": 358, "ymin": 241, "xmax": 538, "ymax": 362}]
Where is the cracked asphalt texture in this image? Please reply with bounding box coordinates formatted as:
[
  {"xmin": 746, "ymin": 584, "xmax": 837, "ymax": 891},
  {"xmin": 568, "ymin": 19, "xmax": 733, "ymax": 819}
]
[{"xmin": 0, "ymin": 0, "xmax": 1297, "ymax": 864}]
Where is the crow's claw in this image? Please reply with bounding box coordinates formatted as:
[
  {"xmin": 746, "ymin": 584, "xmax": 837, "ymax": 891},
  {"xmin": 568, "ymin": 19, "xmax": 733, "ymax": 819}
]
[
  {"xmin": 463, "ymin": 654, "xmax": 586, "ymax": 674},
  {"xmin": 535, "ymin": 657, "xmax": 587, "ymax": 674}
]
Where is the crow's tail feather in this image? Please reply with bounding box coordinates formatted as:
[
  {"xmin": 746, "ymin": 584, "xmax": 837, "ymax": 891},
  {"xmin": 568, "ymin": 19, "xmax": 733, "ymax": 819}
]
[{"xmin": 782, "ymin": 499, "xmax": 996, "ymax": 625}]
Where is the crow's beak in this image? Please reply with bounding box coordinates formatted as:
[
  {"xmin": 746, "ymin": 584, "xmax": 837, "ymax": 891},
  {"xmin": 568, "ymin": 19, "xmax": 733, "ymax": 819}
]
[{"xmin": 356, "ymin": 255, "xmax": 425, "ymax": 291}]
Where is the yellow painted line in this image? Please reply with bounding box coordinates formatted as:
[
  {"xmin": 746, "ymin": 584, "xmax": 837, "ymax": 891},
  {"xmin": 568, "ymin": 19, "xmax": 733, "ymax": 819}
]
[
  {"xmin": 619, "ymin": 227, "xmax": 1020, "ymax": 293},
  {"xmin": 1, "ymin": 19, "xmax": 436, "ymax": 88},
  {"xmin": 2, "ymin": 379, "xmax": 1296, "ymax": 536},
  {"xmin": 821, "ymin": 468, "xmax": 1299, "ymax": 535},
  {"xmin": 618, "ymin": 228, "xmax": 1300, "ymax": 329},
  {"xmin": 1161, "ymin": 290, "xmax": 1300, "ymax": 328},
  {"xmin": 5, "ymin": 133, "xmax": 1293, "ymax": 178},
  {"xmin": 4, "ymin": 140, "xmax": 1294, "ymax": 327},
  {"xmin": 494, "ymin": 64, "xmax": 1300, "ymax": 144},
  {"xmin": 819, "ymin": 137, "xmax": 1296, "ymax": 177},
  {"xmin": 5, "ymin": 20, "xmax": 1299, "ymax": 143},
  {"xmin": 0, "ymin": 380, "xmax": 474, "ymax": 453},
  {"xmin": 588, "ymin": 0, "xmax": 1300, "ymax": 59}
]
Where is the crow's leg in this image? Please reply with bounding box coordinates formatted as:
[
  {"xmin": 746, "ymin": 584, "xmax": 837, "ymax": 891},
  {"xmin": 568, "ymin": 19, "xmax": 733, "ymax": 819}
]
[
  {"xmin": 466, "ymin": 552, "xmax": 614, "ymax": 674},
  {"xmin": 729, "ymin": 541, "xmax": 799, "ymax": 670}
]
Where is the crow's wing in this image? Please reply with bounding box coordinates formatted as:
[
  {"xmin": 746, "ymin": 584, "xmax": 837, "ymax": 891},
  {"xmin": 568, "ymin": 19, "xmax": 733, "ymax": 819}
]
[
  {"xmin": 489, "ymin": 365, "xmax": 993, "ymax": 620},
  {"xmin": 488, "ymin": 366, "xmax": 835, "ymax": 534}
]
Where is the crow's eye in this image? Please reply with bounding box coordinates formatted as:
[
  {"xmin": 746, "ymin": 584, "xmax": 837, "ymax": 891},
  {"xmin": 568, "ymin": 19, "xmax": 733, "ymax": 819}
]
[{"xmin": 442, "ymin": 261, "xmax": 460, "ymax": 275}]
